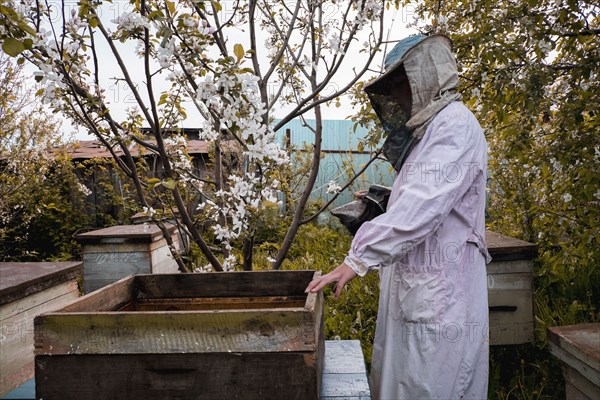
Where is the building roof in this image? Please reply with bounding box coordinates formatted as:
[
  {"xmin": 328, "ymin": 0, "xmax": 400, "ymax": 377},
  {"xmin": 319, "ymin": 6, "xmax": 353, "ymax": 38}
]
[{"xmin": 65, "ymin": 139, "xmax": 214, "ymax": 160}]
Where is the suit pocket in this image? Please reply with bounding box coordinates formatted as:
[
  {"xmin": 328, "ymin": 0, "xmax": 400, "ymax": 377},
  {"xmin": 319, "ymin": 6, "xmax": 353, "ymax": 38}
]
[{"xmin": 393, "ymin": 264, "xmax": 454, "ymax": 323}]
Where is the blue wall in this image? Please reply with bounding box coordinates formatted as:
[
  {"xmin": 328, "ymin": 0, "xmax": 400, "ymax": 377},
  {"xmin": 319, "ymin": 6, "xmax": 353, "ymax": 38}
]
[{"xmin": 275, "ymin": 119, "xmax": 394, "ymax": 211}]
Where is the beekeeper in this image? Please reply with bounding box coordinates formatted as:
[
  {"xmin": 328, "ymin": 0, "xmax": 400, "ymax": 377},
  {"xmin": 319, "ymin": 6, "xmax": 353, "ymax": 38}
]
[{"xmin": 306, "ymin": 34, "xmax": 491, "ymax": 399}]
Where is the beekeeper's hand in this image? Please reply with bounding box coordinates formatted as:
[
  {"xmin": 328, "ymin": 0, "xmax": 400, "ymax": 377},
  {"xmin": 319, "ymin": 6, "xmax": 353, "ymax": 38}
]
[
  {"xmin": 305, "ymin": 263, "xmax": 357, "ymax": 300},
  {"xmin": 354, "ymin": 189, "xmax": 368, "ymax": 199}
]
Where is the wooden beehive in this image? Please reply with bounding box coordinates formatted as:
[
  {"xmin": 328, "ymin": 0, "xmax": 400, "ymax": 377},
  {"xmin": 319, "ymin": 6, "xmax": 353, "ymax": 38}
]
[
  {"xmin": 76, "ymin": 224, "xmax": 180, "ymax": 293},
  {"xmin": 34, "ymin": 270, "xmax": 324, "ymax": 400},
  {"xmin": 548, "ymin": 323, "xmax": 600, "ymax": 400},
  {"xmin": 0, "ymin": 262, "xmax": 82, "ymax": 396},
  {"xmin": 486, "ymin": 230, "xmax": 537, "ymax": 345}
]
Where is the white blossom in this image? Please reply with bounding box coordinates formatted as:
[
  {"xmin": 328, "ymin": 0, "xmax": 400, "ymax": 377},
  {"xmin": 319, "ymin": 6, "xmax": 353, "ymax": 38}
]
[
  {"xmin": 222, "ymin": 255, "xmax": 237, "ymax": 271},
  {"xmin": 198, "ymin": 20, "xmax": 216, "ymax": 36},
  {"xmin": 142, "ymin": 206, "xmax": 156, "ymax": 217},
  {"xmin": 77, "ymin": 183, "xmax": 92, "ymax": 197},
  {"xmin": 327, "ymin": 180, "xmax": 342, "ymax": 194},
  {"xmin": 195, "ymin": 264, "xmax": 214, "ymax": 273},
  {"xmin": 112, "ymin": 12, "xmax": 150, "ymax": 32},
  {"xmin": 157, "ymin": 39, "xmax": 175, "ymax": 68},
  {"xmin": 562, "ymin": 193, "xmax": 572, "ymax": 203}
]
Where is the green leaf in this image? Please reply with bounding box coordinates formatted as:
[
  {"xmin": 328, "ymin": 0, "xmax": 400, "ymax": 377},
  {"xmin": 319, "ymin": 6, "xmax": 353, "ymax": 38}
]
[
  {"xmin": 233, "ymin": 43, "xmax": 244, "ymax": 63},
  {"xmin": 212, "ymin": 1, "xmax": 222, "ymax": 12},
  {"xmin": 2, "ymin": 38, "xmax": 25, "ymax": 57},
  {"xmin": 166, "ymin": 0, "xmax": 176, "ymax": 15},
  {"xmin": 0, "ymin": 5, "xmax": 19, "ymax": 19},
  {"xmin": 158, "ymin": 93, "xmax": 168, "ymax": 106},
  {"xmin": 17, "ymin": 21, "xmax": 36, "ymax": 36},
  {"xmin": 162, "ymin": 179, "xmax": 177, "ymax": 190}
]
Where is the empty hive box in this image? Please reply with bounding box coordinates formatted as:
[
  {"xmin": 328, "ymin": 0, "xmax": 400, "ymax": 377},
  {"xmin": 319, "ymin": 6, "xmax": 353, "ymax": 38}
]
[
  {"xmin": 34, "ymin": 270, "xmax": 324, "ymax": 400},
  {"xmin": 76, "ymin": 224, "xmax": 180, "ymax": 293},
  {"xmin": 548, "ymin": 323, "xmax": 600, "ymax": 400},
  {"xmin": 486, "ymin": 230, "xmax": 537, "ymax": 345},
  {"xmin": 0, "ymin": 262, "xmax": 82, "ymax": 396}
]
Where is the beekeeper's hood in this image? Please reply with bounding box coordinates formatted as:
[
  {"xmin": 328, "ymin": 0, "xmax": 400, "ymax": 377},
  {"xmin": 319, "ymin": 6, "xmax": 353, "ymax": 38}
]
[{"xmin": 365, "ymin": 34, "xmax": 461, "ymax": 171}]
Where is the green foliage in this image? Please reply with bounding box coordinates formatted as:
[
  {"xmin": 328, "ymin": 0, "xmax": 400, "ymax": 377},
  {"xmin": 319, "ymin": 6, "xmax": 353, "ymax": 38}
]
[
  {"xmin": 1, "ymin": 156, "xmax": 91, "ymax": 260},
  {"xmin": 277, "ymin": 223, "xmax": 380, "ymax": 369},
  {"xmin": 0, "ymin": 55, "xmax": 137, "ymax": 261},
  {"xmin": 75, "ymin": 158, "xmax": 139, "ymax": 227}
]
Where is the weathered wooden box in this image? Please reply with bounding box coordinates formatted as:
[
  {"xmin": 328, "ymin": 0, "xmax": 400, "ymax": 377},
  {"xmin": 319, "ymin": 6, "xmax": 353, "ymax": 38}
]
[
  {"xmin": 34, "ymin": 270, "xmax": 324, "ymax": 400},
  {"xmin": 548, "ymin": 323, "xmax": 600, "ymax": 400},
  {"xmin": 0, "ymin": 262, "xmax": 82, "ymax": 396},
  {"xmin": 76, "ymin": 224, "xmax": 180, "ymax": 293},
  {"xmin": 486, "ymin": 231, "xmax": 537, "ymax": 345}
]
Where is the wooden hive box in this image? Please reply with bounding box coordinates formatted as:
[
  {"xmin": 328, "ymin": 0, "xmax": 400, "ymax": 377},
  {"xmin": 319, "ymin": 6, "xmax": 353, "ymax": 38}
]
[
  {"xmin": 0, "ymin": 262, "xmax": 82, "ymax": 396},
  {"xmin": 548, "ymin": 323, "xmax": 600, "ymax": 400},
  {"xmin": 486, "ymin": 230, "xmax": 537, "ymax": 345},
  {"xmin": 76, "ymin": 224, "xmax": 180, "ymax": 293},
  {"xmin": 34, "ymin": 270, "xmax": 324, "ymax": 400}
]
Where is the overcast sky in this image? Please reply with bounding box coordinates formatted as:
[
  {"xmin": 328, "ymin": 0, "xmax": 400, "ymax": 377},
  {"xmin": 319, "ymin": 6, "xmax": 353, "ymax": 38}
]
[{"xmin": 24, "ymin": 1, "xmax": 418, "ymax": 140}]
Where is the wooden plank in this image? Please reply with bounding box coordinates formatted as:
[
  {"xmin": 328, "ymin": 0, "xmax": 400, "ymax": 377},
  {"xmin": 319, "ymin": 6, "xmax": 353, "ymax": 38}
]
[
  {"xmin": 1, "ymin": 286, "xmax": 80, "ymax": 360},
  {"xmin": 1, "ymin": 280, "xmax": 79, "ymax": 321},
  {"xmin": 489, "ymin": 290, "xmax": 534, "ymax": 345},
  {"xmin": 547, "ymin": 323, "xmax": 600, "ymax": 377},
  {"xmin": 322, "ymin": 340, "xmax": 370, "ymax": 399},
  {"xmin": 57, "ymin": 275, "xmax": 135, "ymax": 313},
  {"xmin": 548, "ymin": 324, "xmax": 600, "ymax": 389},
  {"xmin": 34, "ymin": 308, "xmax": 317, "ymax": 355},
  {"xmin": 304, "ymin": 271, "xmax": 322, "ymax": 312},
  {"xmin": 486, "ymin": 259, "xmax": 533, "ymax": 275},
  {"xmin": 323, "ymin": 340, "xmax": 367, "ymax": 374},
  {"xmin": 562, "ymin": 364, "xmax": 600, "ymax": 400},
  {"xmin": 116, "ymin": 296, "xmax": 307, "ymax": 311},
  {"xmin": 82, "ymin": 250, "xmax": 150, "ymax": 294},
  {"xmin": 0, "ymin": 262, "xmax": 82, "ymax": 306},
  {"xmin": 150, "ymin": 243, "xmax": 179, "ymax": 274},
  {"xmin": 1, "ymin": 281, "xmax": 80, "ymax": 396},
  {"xmin": 321, "ymin": 373, "xmax": 371, "ymax": 398},
  {"xmin": 82, "ymin": 251, "xmax": 150, "ymax": 274},
  {"xmin": 148, "ymin": 234, "xmax": 178, "ymax": 252},
  {"xmin": 76, "ymin": 224, "xmax": 177, "ymax": 244},
  {"xmin": 489, "ymin": 290, "xmax": 533, "ymax": 321},
  {"xmin": 485, "ymin": 231, "xmax": 537, "ymax": 261},
  {"xmin": 36, "ymin": 352, "xmax": 321, "ymax": 400},
  {"xmin": 550, "ymin": 342, "xmax": 600, "ymax": 394},
  {"xmin": 487, "ymin": 272, "xmax": 532, "ymax": 292},
  {"xmin": 81, "ymin": 242, "xmax": 149, "ymax": 254},
  {"xmin": 135, "ymin": 270, "xmax": 318, "ymax": 299}
]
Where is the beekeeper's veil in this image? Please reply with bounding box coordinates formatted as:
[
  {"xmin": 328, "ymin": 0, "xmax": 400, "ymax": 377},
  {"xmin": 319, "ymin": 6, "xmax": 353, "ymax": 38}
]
[{"xmin": 365, "ymin": 34, "xmax": 461, "ymax": 171}]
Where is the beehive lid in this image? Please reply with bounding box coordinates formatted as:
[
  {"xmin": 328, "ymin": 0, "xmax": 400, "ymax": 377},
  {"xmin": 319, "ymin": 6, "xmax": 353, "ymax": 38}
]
[
  {"xmin": 76, "ymin": 224, "xmax": 177, "ymax": 244},
  {"xmin": 548, "ymin": 323, "xmax": 600, "ymax": 385},
  {"xmin": 486, "ymin": 230, "xmax": 538, "ymax": 261},
  {"xmin": 0, "ymin": 261, "xmax": 82, "ymax": 305}
]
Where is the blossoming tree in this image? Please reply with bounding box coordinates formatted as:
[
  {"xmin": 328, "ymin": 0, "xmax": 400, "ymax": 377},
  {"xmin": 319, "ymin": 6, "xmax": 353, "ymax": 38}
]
[{"xmin": 1, "ymin": 0, "xmax": 390, "ymax": 271}]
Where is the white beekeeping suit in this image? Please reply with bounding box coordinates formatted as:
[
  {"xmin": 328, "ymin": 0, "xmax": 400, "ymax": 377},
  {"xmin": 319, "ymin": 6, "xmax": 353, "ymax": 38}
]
[{"xmin": 344, "ymin": 34, "xmax": 491, "ymax": 399}]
